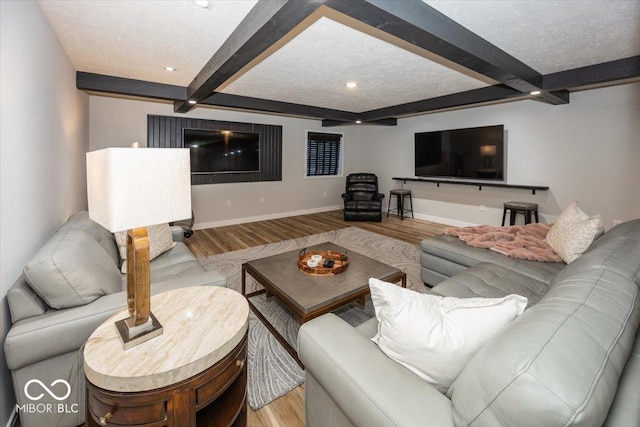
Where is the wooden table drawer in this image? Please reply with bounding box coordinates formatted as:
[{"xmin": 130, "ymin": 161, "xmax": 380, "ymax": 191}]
[
  {"xmin": 86, "ymin": 334, "xmax": 248, "ymax": 427},
  {"xmin": 196, "ymin": 338, "xmax": 247, "ymax": 408},
  {"xmin": 88, "ymin": 392, "xmax": 166, "ymax": 426}
]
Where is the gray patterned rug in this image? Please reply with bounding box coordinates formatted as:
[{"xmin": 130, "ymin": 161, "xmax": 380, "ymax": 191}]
[{"xmin": 198, "ymin": 227, "xmax": 425, "ymax": 410}]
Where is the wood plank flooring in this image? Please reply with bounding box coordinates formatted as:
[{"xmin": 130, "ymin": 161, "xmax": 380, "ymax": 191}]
[
  {"xmin": 185, "ymin": 210, "xmax": 447, "ymax": 258},
  {"xmin": 184, "ymin": 210, "xmax": 447, "ymax": 427}
]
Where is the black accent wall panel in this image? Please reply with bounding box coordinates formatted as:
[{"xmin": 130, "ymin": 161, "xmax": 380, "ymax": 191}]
[{"xmin": 147, "ymin": 115, "xmax": 282, "ymax": 185}]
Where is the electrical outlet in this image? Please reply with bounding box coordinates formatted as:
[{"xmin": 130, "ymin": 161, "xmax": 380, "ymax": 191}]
[
  {"xmin": 260, "ymin": 196, "xmax": 265, "ymax": 203},
  {"xmin": 479, "ymin": 204, "xmax": 486, "ymax": 212},
  {"xmin": 322, "ymin": 191, "xmax": 327, "ymax": 197},
  {"xmin": 226, "ymin": 200, "xmax": 231, "ymax": 207}
]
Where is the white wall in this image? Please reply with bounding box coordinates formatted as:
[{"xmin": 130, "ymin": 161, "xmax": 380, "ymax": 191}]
[
  {"xmin": 359, "ymin": 83, "xmax": 640, "ymax": 228},
  {"xmin": 89, "ymin": 96, "xmax": 364, "ymax": 228},
  {"xmin": 0, "ymin": 1, "xmax": 89, "ymax": 423},
  {"xmin": 88, "ymin": 83, "xmax": 640, "ymax": 231}
]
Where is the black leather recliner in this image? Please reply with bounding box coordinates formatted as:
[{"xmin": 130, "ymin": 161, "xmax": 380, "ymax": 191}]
[{"xmin": 341, "ymin": 173, "xmax": 385, "ymax": 222}]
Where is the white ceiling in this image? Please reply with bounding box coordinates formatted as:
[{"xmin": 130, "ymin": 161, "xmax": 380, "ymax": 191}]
[
  {"xmin": 39, "ymin": 0, "xmax": 258, "ymax": 86},
  {"xmin": 39, "ymin": 0, "xmax": 640, "ymax": 114},
  {"xmin": 427, "ymin": 0, "xmax": 640, "ymax": 74},
  {"xmin": 221, "ymin": 16, "xmax": 492, "ymax": 113}
]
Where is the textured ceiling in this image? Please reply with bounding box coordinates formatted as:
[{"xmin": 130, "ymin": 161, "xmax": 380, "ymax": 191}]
[
  {"xmin": 38, "ymin": 0, "xmax": 640, "ymax": 116},
  {"xmin": 220, "ymin": 17, "xmax": 492, "ymax": 113},
  {"xmin": 426, "ymin": 0, "xmax": 640, "ymax": 74},
  {"xmin": 39, "ymin": 0, "xmax": 258, "ymax": 86}
]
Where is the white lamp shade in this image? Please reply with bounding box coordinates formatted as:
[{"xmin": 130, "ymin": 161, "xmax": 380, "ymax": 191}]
[
  {"xmin": 87, "ymin": 148, "xmax": 192, "ymax": 233},
  {"xmin": 480, "ymin": 145, "xmax": 497, "ymax": 156}
]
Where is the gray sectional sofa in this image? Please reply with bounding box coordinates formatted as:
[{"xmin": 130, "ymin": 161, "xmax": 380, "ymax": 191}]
[
  {"xmin": 299, "ymin": 219, "xmax": 640, "ymax": 427},
  {"xmin": 4, "ymin": 212, "xmax": 226, "ymax": 427}
]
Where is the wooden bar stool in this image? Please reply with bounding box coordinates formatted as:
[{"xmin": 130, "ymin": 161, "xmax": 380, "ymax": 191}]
[
  {"xmin": 502, "ymin": 201, "xmax": 539, "ymax": 226},
  {"xmin": 387, "ymin": 189, "xmax": 414, "ymax": 220}
]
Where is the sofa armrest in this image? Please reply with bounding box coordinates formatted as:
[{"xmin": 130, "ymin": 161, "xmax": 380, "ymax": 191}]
[
  {"xmin": 5, "ymin": 290, "xmax": 128, "ymax": 371},
  {"xmin": 298, "ymin": 314, "xmax": 454, "ymax": 427},
  {"xmin": 6, "ymin": 275, "xmax": 48, "ymax": 323},
  {"xmin": 375, "ymin": 193, "xmax": 385, "ymax": 202}
]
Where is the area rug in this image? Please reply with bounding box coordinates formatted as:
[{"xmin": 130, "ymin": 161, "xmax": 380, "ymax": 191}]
[{"xmin": 198, "ymin": 227, "xmax": 426, "ymax": 409}]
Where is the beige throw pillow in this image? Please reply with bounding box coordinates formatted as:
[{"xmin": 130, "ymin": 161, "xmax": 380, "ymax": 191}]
[
  {"xmin": 545, "ymin": 202, "xmax": 602, "ymax": 264},
  {"xmin": 115, "ymin": 223, "xmax": 176, "ymax": 273},
  {"xmin": 369, "ymin": 278, "xmax": 527, "ymax": 393}
]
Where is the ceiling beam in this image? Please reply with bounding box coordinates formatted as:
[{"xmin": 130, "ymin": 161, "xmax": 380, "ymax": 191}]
[
  {"xmin": 76, "ymin": 72, "xmax": 359, "ymax": 122},
  {"xmin": 322, "ymin": 119, "xmax": 353, "ymax": 127},
  {"xmin": 543, "ymin": 56, "xmax": 640, "ymax": 91},
  {"xmin": 359, "ymin": 85, "xmax": 524, "ymax": 121},
  {"xmin": 322, "ymin": 118, "xmax": 397, "ymax": 127},
  {"xmin": 365, "ymin": 118, "xmax": 398, "ymax": 126},
  {"xmin": 76, "ymin": 72, "xmax": 186, "ymax": 100},
  {"xmin": 536, "ymin": 90, "xmax": 570, "ymax": 105},
  {"xmin": 326, "ymin": 0, "xmax": 567, "ymax": 105},
  {"xmin": 201, "ymin": 93, "xmax": 358, "ymax": 122},
  {"xmin": 75, "ymin": 72, "xmax": 563, "ymax": 124},
  {"xmin": 76, "ymin": 1, "xmax": 640, "ymax": 122},
  {"xmin": 174, "ymin": 0, "xmax": 328, "ymax": 114}
]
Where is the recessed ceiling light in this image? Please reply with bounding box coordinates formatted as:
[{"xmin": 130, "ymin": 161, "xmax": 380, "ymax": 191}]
[
  {"xmin": 530, "ymin": 90, "xmax": 542, "ymax": 95},
  {"xmin": 345, "ymin": 81, "xmax": 359, "ymax": 89},
  {"xmin": 164, "ymin": 66, "xmax": 176, "ymax": 72},
  {"xmin": 193, "ymin": 0, "xmax": 212, "ymax": 9},
  {"xmin": 188, "ymin": 100, "xmax": 197, "ymax": 105}
]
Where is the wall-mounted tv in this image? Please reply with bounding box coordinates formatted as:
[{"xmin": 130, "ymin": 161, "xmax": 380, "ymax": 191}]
[
  {"xmin": 183, "ymin": 129, "xmax": 260, "ymax": 174},
  {"xmin": 414, "ymin": 125, "xmax": 505, "ymax": 181}
]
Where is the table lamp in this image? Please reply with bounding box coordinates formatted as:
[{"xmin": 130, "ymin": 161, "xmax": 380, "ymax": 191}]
[
  {"xmin": 479, "ymin": 145, "xmax": 497, "ymax": 168},
  {"xmin": 86, "ymin": 144, "xmax": 191, "ymax": 349}
]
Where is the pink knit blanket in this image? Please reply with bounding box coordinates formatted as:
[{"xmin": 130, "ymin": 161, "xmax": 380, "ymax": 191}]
[{"xmin": 444, "ymin": 223, "xmax": 562, "ymax": 263}]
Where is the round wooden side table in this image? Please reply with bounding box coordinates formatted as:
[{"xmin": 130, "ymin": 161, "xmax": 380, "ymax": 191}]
[{"xmin": 84, "ymin": 286, "xmax": 249, "ymax": 427}]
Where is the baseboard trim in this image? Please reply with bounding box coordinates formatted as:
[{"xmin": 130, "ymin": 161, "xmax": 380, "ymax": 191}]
[
  {"xmin": 413, "ymin": 212, "xmax": 477, "ymax": 228},
  {"xmin": 194, "ymin": 205, "xmax": 343, "ymax": 230},
  {"xmin": 5, "ymin": 407, "xmax": 17, "ymax": 427}
]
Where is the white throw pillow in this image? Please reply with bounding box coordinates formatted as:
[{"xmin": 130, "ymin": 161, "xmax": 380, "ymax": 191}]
[
  {"xmin": 369, "ymin": 278, "xmax": 527, "ymax": 393},
  {"xmin": 545, "ymin": 202, "xmax": 602, "ymax": 264},
  {"xmin": 115, "ymin": 223, "xmax": 176, "ymax": 273}
]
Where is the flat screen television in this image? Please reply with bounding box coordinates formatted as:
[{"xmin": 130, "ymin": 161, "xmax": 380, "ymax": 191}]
[
  {"xmin": 183, "ymin": 129, "xmax": 260, "ymax": 174},
  {"xmin": 414, "ymin": 125, "xmax": 505, "ymax": 181}
]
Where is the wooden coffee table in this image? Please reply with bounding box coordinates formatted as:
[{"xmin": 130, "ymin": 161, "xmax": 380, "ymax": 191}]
[{"xmin": 241, "ymin": 242, "xmax": 406, "ymax": 366}]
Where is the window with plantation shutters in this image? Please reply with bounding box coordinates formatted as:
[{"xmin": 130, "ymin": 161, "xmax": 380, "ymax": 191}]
[{"xmin": 306, "ymin": 132, "xmax": 343, "ymax": 177}]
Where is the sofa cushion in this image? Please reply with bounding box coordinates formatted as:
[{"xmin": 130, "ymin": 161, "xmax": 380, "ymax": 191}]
[
  {"xmin": 448, "ymin": 266, "xmax": 640, "ymax": 427},
  {"xmin": 369, "ymin": 278, "xmax": 527, "ymax": 393},
  {"xmin": 569, "ymin": 218, "xmax": 640, "ymax": 286},
  {"xmin": 115, "ymin": 223, "xmax": 176, "ymax": 272},
  {"xmin": 58, "ymin": 211, "xmax": 120, "ymax": 266},
  {"xmin": 546, "ymin": 202, "xmax": 602, "ymax": 263},
  {"xmin": 420, "ymin": 233, "xmax": 564, "ymax": 285},
  {"xmin": 432, "ymin": 262, "xmax": 549, "ymax": 307},
  {"xmin": 24, "ymin": 228, "xmax": 122, "ymax": 309},
  {"xmin": 603, "ymin": 325, "xmax": 640, "ymax": 426},
  {"xmin": 344, "ymin": 200, "xmax": 382, "ymax": 211}
]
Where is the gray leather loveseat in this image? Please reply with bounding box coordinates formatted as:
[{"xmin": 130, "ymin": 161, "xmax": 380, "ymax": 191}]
[
  {"xmin": 4, "ymin": 212, "xmax": 226, "ymax": 427},
  {"xmin": 299, "ymin": 219, "xmax": 640, "ymax": 426}
]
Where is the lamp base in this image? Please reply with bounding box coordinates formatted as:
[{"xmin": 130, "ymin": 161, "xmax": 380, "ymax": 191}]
[{"xmin": 116, "ymin": 312, "xmax": 163, "ymax": 350}]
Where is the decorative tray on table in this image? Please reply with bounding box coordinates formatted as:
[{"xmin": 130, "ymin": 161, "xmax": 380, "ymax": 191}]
[{"xmin": 297, "ymin": 248, "xmax": 349, "ymax": 276}]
